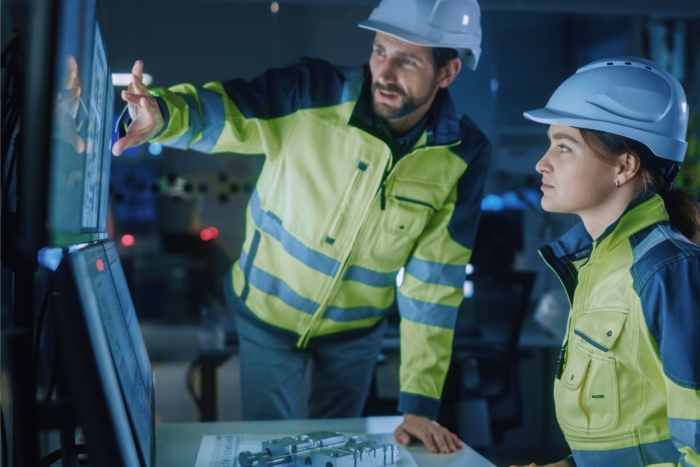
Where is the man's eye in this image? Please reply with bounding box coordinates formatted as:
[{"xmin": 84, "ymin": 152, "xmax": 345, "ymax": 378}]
[{"xmin": 403, "ymin": 58, "xmax": 412, "ymax": 65}]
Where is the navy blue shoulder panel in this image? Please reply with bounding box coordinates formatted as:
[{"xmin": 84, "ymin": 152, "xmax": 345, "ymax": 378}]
[
  {"xmin": 445, "ymin": 116, "xmax": 492, "ymax": 250},
  {"xmin": 631, "ymin": 222, "xmax": 700, "ymax": 390},
  {"xmin": 221, "ymin": 59, "xmax": 365, "ymax": 120}
]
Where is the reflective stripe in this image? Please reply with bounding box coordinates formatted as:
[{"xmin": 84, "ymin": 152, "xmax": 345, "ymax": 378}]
[
  {"xmin": 398, "ymin": 392, "xmax": 441, "ymax": 420},
  {"xmin": 572, "ymin": 439, "xmax": 679, "ymax": 467},
  {"xmin": 323, "ymin": 305, "xmax": 389, "ymax": 322},
  {"xmin": 404, "ymin": 256, "xmax": 464, "ymax": 288},
  {"xmin": 240, "ymin": 231, "xmax": 260, "ymax": 302},
  {"xmin": 631, "ymin": 226, "xmax": 666, "ymax": 263},
  {"xmin": 670, "ymin": 418, "xmax": 700, "ymax": 453},
  {"xmin": 642, "ymin": 439, "xmax": 682, "ymax": 464},
  {"xmin": 190, "ymin": 87, "xmax": 226, "ymax": 153},
  {"xmin": 162, "ymin": 92, "xmax": 202, "ymax": 149},
  {"xmin": 249, "ymin": 190, "xmax": 341, "ymax": 277},
  {"xmin": 248, "ymin": 266, "xmax": 319, "ymax": 315},
  {"xmin": 343, "ymin": 266, "xmax": 398, "ymax": 288},
  {"xmin": 396, "ymin": 292, "xmax": 458, "ymax": 329}
]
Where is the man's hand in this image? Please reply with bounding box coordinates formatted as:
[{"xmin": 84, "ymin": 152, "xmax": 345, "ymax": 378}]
[
  {"xmin": 394, "ymin": 414, "xmax": 463, "ymax": 454},
  {"xmin": 112, "ymin": 60, "xmax": 164, "ymax": 156}
]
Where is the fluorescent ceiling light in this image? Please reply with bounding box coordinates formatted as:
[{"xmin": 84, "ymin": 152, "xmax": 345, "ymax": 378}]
[{"xmin": 112, "ymin": 73, "xmax": 153, "ymax": 86}]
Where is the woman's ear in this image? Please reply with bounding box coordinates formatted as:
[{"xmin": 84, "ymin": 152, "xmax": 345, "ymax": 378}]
[{"xmin": 616, "ymin": 152, "xmax": 641, "ymax": 187}]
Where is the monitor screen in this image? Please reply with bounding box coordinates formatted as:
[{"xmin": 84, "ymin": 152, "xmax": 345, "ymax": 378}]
[
  {"xmin": 42, "ymin": 0, "xmax": 113, "ymax": 245},
  {"xmin": 56, "ymin": 240, "xmax": 154, "ymax": 466},
  {"xmin": 81, "ymin": 21, "xmax": 109, "ymax": 231}
]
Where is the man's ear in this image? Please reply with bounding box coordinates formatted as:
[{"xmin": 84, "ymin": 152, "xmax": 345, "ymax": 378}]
[{"xmin": 438, "ymin": 58, "xmax": 462, "ymax": 88}]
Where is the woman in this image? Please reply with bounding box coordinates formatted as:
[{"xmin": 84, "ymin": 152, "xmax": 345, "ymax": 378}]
[{"xmin": 513, "ymin": 57, "xmax": 700, "ymax": 467}]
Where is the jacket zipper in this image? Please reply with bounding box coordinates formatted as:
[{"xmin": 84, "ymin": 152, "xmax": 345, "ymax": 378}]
[
  {"xmin": 326, "ymin": 162, "xmax": 368, "ymax": 243},
  {"xmin": 379, "ymin": 153, "xmax": 393, "ymax": 210},
  {"xmin": 395, "ymin": 196, "xmax": 437, "ymax": 212},
  {"xmin": 541, "ymin": 243, "xmax": 596, "ymax": 380},
  {"xmin": 296, "ymin": 150, "xmax": 392, "ymax": 348},
  {"xmin": 297, "ymin": 141, "xmax": 457, "ymax": 347}
]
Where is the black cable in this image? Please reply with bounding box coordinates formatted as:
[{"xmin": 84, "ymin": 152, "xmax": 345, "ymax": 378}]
[
  {"xmin": 44, "ymin": 350, "xmax": 58, "ymax": 402},
  {"xmin": 38, "ymin": 444, "xmax": 88, "ymax": 467},
  {"xmin": 1, "ymin": 103, "xmax": 20, "ymax": 189},
  {"xmin": 1, "ymin": 106, "xmax": 20, "ymax": 217},
  {"xmin": 1, "ymin": 408, "xmax": 8, "ymax": 467},
  {"xmin": 186, "ymin": 358, "xmax": 203, "ymax": 412},
  {"xmin": 44, "ymin": 293, "xmax": 60, "ymax": 402},
  {"xmin": 33, "ymin": 273, "xmax": 56, "ymax": 386}
]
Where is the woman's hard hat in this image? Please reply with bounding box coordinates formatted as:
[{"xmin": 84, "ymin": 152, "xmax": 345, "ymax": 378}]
[{"xmin": 524, "ymin": 57, "xmax": 689, "ymax": 163}]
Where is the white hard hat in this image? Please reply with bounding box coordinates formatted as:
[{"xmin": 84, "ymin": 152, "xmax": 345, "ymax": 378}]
[
  {"xmin": 524, "ymin": 57, "xmax": 689, "ymax": 164},
  {"xmin": 359, "ymin": 0, "xmax": 483, "ymax": 70}
]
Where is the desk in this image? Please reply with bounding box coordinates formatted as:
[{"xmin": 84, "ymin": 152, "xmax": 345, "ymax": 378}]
[{"xmin": 155, "ymin": 416, "xmax": 496, "ymax": 467}]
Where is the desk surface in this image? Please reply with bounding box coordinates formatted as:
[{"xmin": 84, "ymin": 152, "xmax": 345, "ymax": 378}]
[{"xmin": 155, "ymin": 416, "xmax": 496, "ymax": 467}]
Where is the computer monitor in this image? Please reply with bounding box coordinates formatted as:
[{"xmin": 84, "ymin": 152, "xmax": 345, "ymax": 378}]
[
  {"xmin": 54, "ymin": 240, "xmax": 154, "ymax": 466},
  {"xmin": 21, "ymin": 0, "xmax": 113, "ymax": 250}
]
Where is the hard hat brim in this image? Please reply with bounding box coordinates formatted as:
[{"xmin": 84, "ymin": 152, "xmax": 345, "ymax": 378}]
[
  {"xmin": 358, "ymin": 19, "xmax": 480, "ymax": 56},
  {"xmin": 523, "ymin": 107, "xmax": 687, "ymax": 163}
]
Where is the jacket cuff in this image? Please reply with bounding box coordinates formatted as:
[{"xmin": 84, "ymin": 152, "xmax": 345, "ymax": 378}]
[
  {"xmin": 560, "ymin": 454, "xmax": 576, "ymax": 467},
  {"xmin": 151, "ymin": 96, "xmax": 170, "ymax": 139},
  {"xmin": 398, "ymin": 392, "xmax": 440, "ymax": 420},
  {"xmin": 116, "ymin": 96, "xmax": 170, "ymax": 141}
]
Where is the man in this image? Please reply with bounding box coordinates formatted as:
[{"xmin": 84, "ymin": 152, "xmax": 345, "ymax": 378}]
[{"xmin": 114, "ymin": 0, "xmax": 490, "ymax": 454}]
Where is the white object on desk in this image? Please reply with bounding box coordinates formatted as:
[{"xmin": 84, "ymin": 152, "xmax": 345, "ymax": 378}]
[
  {"xmin": 194, "ymin": 433, "xmax": 418, "ymax": 467},
  {"xmin": 156, "ymin": 416, "xmax": 495, "ymax": 467}
]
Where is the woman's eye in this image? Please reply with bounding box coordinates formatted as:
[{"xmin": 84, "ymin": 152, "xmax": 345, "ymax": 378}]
[
  {"xmin": 558, "ymin": 144, "xmax": 570, "ymax": 153},
  {"xmin": 376, "ymin": 49, "xmax": 384, "ymax": 57}
]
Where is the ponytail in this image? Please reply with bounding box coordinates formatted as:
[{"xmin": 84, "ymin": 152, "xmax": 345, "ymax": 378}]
[
  {"xmin": 646, "ymin": 170, "xmax": 700, "ymax": 244},
  {"xmin": 579, "ymin": 129, "xmax": 700, "ymax": 245}
]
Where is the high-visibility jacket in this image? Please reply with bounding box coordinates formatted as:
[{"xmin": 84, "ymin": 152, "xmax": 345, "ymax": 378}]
[
  {"xmin": 540, "ymin": 191, "xmax": 700, "ymax": 467},
  {"xmin": 147, "ymin": 59, "xmax": 491, "ymax": 418}
]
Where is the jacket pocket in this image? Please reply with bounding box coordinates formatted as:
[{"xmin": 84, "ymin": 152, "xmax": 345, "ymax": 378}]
[
  {"xmin": 557, "ymin": 309, "xmax": 628, "ymax": 434},
  {"xmin": 370, "ymin": 195, "xmax": 434, "ymax": 266}
]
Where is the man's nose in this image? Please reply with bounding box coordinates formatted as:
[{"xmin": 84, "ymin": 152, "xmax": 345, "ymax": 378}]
[{"xmin": 376, "ymin": 60, "xmax": 397, "ymax": 84}]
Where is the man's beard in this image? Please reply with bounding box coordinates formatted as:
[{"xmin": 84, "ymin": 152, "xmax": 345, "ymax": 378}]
[{"xmin": 371, "ymin": 80, "xmax": 437, "ymax": 120}]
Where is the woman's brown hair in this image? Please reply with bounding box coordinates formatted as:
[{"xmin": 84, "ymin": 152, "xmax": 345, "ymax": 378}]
[{"xmin": 579, "ymin": 128, "xmax": 700, "ymax": 245}]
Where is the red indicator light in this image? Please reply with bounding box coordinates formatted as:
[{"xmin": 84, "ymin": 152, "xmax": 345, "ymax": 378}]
[
  {"xmin": 96, "ymin": 259, "xmax": 105, "ymax": 272},
  {"xmin": 200, "ymin": 229, "xmax": 213, "ymax": 241},
  {"xmin": 200, "ymin": 227, "xmax": 219, "ymax": 241},
  {"xmin": 121, "ymin": 234, "xmax": 135, "ymax": 247}
]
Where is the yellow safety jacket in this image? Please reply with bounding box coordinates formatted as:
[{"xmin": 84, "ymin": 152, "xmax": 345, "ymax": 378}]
[
  {"xmin": 145, "ymin": 59, "xmax": 491, "ymax": 418},
  {"xmin": 540, "ymin": 191, "xmax": 700, "ymax": 467}
]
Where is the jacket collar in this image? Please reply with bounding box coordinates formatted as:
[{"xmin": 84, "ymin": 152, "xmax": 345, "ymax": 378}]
[
  {"xmin": 539, "ymin": 190, "xmax": 668, "ymax": 303},
  {"xmin": 541, "ymin": 189, "xmax": 669, "ymax": 266},
  {"xmin": 349, "ymin": 65, "xmax": 461, "ymax": 147}
]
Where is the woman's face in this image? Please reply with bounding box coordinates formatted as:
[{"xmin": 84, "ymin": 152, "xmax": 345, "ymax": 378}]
[{"xmin": 535, "ymin": 125, "xmax": 620, "ymax": 215}]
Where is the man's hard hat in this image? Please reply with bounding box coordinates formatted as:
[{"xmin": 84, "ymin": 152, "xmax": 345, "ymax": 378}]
[
  {"xmin": 524, "ymin": 57, "xmax": 689, "ymax": 164},
  {"xmin": 359, "ymin": 0, "xmax": 483, "ymax": 70}
]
